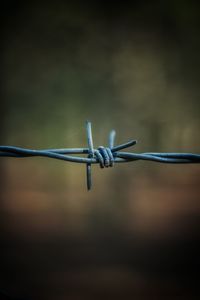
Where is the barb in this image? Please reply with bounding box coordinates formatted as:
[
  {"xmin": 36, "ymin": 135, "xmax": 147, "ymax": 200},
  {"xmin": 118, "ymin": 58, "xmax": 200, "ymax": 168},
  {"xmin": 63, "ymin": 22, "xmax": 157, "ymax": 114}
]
[
  {"xmin": 0, "ymin": 121, "xmax": 200, "ymax": 190},
  {"xmin": 86, "ymin": 120, "xmax": 94, "ymax": 190}
]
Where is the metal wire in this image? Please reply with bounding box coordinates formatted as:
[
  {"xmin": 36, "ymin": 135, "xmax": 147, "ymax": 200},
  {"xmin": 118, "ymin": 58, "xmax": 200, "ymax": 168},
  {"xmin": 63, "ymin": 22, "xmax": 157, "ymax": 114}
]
[{"xmin": 0, "ymin": 121, "xmax": 200, "ymax": 190}]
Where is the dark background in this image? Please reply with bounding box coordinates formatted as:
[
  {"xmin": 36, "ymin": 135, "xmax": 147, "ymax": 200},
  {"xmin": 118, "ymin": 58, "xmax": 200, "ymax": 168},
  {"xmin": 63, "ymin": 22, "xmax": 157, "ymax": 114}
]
[{"xmin": 1, "ymin": 1, "xmax": 200, "ymax": 299}]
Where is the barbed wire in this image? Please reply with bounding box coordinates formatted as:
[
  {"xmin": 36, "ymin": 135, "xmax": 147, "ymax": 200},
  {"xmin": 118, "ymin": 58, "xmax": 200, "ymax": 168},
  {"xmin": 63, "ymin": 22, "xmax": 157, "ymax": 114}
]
[{"xmin": 0, "ymin": 121, "xmax": 200, "ymax": 190}]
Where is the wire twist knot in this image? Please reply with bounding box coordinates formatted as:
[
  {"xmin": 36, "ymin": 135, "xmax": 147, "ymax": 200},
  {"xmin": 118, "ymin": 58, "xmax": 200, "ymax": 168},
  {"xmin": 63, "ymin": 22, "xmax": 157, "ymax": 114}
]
[{"xmin": 95, "ymin": 147, "xmax": 114, "ymax": 168}]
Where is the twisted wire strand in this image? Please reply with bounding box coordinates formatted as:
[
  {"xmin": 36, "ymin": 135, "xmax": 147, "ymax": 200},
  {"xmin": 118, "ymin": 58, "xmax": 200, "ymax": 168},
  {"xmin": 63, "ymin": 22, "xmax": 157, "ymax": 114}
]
[
  {"xmin": 0, "ymin": 121, "xmax": 200, "ymax": 190},
  {"xmin": 0, "ymin": 146, "xmax": 199, "ymax": 163}
]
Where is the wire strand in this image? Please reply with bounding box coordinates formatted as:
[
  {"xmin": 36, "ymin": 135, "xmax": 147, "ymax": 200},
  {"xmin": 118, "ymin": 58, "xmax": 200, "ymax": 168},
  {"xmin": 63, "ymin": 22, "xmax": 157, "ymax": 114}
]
[{"xmin": 0, "ymin": 121, "xmax": 200, "ymax": 189}]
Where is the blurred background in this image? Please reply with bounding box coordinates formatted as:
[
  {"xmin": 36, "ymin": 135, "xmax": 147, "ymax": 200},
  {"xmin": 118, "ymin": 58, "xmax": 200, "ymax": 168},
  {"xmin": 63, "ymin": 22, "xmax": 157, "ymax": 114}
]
[{"xmin": 1, "ymin": 1, "xmax": 200, "ymax": 299}]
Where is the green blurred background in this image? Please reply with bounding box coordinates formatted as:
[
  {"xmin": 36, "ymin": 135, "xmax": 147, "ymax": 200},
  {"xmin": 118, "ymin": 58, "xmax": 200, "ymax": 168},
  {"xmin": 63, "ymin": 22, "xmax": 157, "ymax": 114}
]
[{"xmin": 1, "ymin": 1, "xmax": 200, "ymax": 299}]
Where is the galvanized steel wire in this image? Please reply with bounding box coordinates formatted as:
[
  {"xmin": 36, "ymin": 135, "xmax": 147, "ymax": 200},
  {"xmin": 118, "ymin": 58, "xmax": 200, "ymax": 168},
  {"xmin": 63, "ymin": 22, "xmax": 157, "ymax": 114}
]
[{"xmin": 0, "ymin": 121, "xmax": 200, "ymax": 190}]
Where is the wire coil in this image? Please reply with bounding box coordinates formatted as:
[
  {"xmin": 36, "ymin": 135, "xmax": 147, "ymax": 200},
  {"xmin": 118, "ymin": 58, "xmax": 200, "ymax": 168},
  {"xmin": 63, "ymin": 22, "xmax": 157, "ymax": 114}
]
[{"xmin": 0, "ymin": 121, "xmax": 200, "ymax": 190}]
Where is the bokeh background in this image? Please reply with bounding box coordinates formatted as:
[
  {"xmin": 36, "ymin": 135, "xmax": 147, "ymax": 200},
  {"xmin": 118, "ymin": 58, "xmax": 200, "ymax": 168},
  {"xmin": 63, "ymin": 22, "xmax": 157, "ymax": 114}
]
[{"xmin": 1, "ymin": 1, "xmax": 200, "ymax": 299}]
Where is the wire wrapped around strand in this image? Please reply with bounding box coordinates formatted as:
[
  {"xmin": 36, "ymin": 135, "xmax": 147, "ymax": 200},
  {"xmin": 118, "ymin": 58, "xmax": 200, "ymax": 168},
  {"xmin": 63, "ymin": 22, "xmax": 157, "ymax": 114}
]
[{"xmin": 0, "ymin": 121, "xmax": 200, "ymax": 190}]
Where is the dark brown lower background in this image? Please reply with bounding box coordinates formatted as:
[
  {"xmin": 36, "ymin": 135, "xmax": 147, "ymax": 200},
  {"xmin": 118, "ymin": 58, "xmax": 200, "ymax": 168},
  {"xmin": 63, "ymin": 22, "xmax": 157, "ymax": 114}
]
[{"xmin": 0, "ymin": 165, "xmax": 199, "ymax": 300}]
